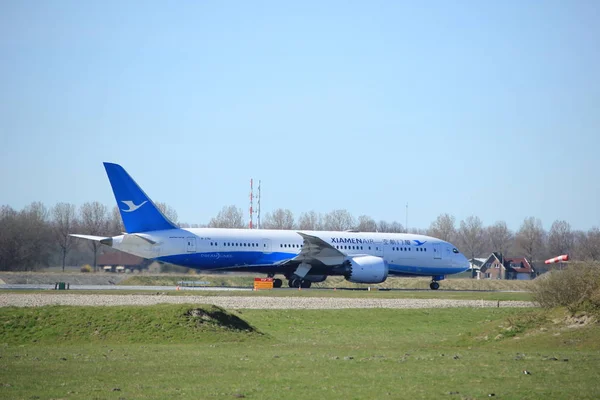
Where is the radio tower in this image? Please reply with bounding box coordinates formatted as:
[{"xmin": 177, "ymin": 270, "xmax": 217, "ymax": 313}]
[
  {"xmin": 249, "ymin": 179, "xmax": 254, "ymax": 229},
  {"xmin": 249, "ymin": 179, "xmax": 262, "ymax": 229},
  {"xmin": 257, "ymin": 180, "xmax": 261, "ymax": 229}
]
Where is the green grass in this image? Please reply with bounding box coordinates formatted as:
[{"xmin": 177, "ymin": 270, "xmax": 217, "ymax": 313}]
[{"xmin": 1, "ymin": 306, "xmax": 598, "ymax": 399}]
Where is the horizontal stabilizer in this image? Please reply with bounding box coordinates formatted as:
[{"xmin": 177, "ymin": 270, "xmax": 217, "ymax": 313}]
[{"xmin": 70, "ymin": 234, "xmax": 113, "ymax": 246}]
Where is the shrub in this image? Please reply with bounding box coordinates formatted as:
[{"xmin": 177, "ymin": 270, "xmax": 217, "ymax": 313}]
[
  {"xmin": 80, "ymin": 264, "xmax": 93, "ymax": 273},
  {"xmin": 532, "ymin": 263, "xmax": 600, "ymax": 313}
]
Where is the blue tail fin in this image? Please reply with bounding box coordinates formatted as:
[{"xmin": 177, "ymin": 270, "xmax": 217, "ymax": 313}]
[{"xmin": 103, "ymin": 162, "xmax": 177, "ymax": 233}]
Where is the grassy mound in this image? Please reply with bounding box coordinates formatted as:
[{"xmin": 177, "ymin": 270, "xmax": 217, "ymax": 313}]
[
  {"xmin": 0, "ymin": 304, "xmax": 261, "ymax": 344},
  {"xmin": 532, "ymin": 263, "xmax": 600, "ymax": 314}
]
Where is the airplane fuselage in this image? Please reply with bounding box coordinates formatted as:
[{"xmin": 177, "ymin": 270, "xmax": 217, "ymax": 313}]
[{"xmin": 110, "ymin": 228, "xmax": 469, "ymax": 279}]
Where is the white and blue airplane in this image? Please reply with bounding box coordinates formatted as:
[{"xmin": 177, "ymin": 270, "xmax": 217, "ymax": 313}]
[{"xmin": 72, "ymin": 163, "xmax": 469, "ymax": 290}]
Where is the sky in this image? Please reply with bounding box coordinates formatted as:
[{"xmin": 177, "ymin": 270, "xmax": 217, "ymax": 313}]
[{"xmin": 1, "ymin": 0, "xmax": 599, "ymax": 232}]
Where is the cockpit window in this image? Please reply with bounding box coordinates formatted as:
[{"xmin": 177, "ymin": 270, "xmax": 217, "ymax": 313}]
[{"xmin": 453, "ymin": 248, "xmax": 459, "ymax": 254}]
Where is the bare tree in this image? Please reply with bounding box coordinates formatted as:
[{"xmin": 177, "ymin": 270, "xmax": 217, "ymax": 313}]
[
  {"xmin": 357, "ymin": 215, "xmax": 377, "ymax": 232},
  {"xmin": 156, "ymin": 202, "xmax": 178, "ymax": 225},
  {"xmin": 323, "ymin": 209, "xmax": 356, "ymax": 231},
  {"xmin": 0, "ymin": 205, "xmax": 20, "ymax": 270},
  {"xmin": 262, "ymin": 208, "xmax": 295, "ymax": 230},
  {"xmin": 21, "ymin": 202, "xmax": 52, "ymax": 270},
  {"xmin": 378, "ymin": 220, "xmax": 404, "ymax": 233},
  {"xmin": 297, "ymin": 211, "xmax": 323, "ymax": 230},
  {"xmin": 457, "ymin": 216, "xmax": 485, "ymax": 259},
  {"xmin": 80, "ymin": 202, "xmax": 109, "ymax": 271},
  {"xmin": 516, "ymin": 217, "xmax": 545, "ymax": 265},
  {"xmin": 108, "ymin": 205, "xmax": 124, "ymax": 235},
  {"xmin": 573, "ymin": 227, "xmax": 600, "ymax": 261},
  {"xmin": 548, "ymin": 220, "xmax": 574, "ymax": 256},
  {"xmin": 51, "ymin": 202, "xmax": 77, "ymax": 272},
  {"xmin": 487, "ymin": 221, "xmax": 513, "ymax": 257},
  {"xmin": 208, "ymin": 205, "xmax": 245, "ymax": 228},
  {"xmin": 427, "ymin": 213, "xmax": 456, "ymax": 242}
]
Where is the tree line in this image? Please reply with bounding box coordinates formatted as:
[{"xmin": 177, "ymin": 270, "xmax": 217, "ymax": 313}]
[{"xmin": 1, "ymin": 202, "xmax": 599, "ymax": 271}]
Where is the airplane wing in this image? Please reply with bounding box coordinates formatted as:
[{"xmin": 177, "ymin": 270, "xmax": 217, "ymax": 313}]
[{"xmin": 278, "ymin": 232, "xmax": 346, "ymax": 267}]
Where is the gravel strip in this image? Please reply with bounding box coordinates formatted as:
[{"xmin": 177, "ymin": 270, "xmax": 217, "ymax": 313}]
[{"xmin": 0, "ymin": 294, "xmax": 534, "ymax": 309}]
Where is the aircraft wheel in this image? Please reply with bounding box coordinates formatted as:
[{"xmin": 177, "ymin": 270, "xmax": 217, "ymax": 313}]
[
  {"xmin": 300, "ymin": 280, "xmax": 311, "ymax": 289},
  {"xmin": 289, "ymin": 278, "xmax": 301, "ymax": 288},
  {"xmin": 430, "ymin": 281, "xmax": 440, "ymax": 290},
  {"xmin": 273, "ymin": 278, "xmax": 283, "ymax": 288}
]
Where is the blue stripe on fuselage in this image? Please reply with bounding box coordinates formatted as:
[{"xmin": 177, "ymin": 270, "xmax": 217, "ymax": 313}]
[
  {"xmin": 155, "ymin": 251, "xmax": 465, "ymax": 277},
  {"xmin": 156, "ymin": 251, "xmax": 294, "ymax": 270}
]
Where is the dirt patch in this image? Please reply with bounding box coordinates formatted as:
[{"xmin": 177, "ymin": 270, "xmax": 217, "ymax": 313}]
[
  {"xmin": 185, "ymin": 306, "xmax": 259, "ymax": 333},
  {"xmin": 562, "ymin": 314, "xmax": 597, "ymax": 329}
]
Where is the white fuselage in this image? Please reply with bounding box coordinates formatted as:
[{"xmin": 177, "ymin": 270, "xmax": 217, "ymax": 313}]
[{"xmin": 109, "ymin": 228, "xmax": 469, "ymax": 278}]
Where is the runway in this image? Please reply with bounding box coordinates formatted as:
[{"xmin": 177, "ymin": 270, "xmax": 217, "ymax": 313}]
[
  {"xmin": 0, "ymin": 284, "xmax": 526, "ymax": 293},
  {"xmin": 0, "ymin": 284, "xmax": 252, "ymax": 291}
]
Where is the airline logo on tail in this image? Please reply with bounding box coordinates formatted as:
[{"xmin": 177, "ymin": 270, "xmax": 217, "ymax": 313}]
[{"xmin": 121, "ymin": 200, "xmax": 148, "ymax": 212}]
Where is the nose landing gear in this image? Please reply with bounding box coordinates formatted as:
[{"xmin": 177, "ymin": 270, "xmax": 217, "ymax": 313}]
[{"xmin": 430, "ymin": 275, "xmax": 444, "ymax": 290}]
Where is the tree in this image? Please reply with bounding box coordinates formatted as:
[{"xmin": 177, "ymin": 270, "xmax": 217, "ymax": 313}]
[
  {"xmin": 487, "ymin": 221, "xmax": 513, "ymax": 257},
  {"xmin": 156, "ymin": 202, "xmax": 178, "ymax": 225},
  {"xmin": 20, "ymin": 202, "xmax": 52, "ymax": 270},
  {"xmin": 51, "ymin": 203, "xmax": 77, "ymax": 272},
  {"xmin": 262, "ymin": 208, "xmax": 295, "ymax": 230},
  {"xmin": 357, "ymin": 215, "xmax": 377, "ymax": 232},
  {"xmin": 377, "ymin": 220, "xmax": 404, "ymax": 233},
  {"xmin": 0, "ymin": 205, "xmax": 20, "ymax": 270},
  {"xmin": 208, "ymin": 205, "xmax": 245, "ymax": 228},
  {"xmin": 427, "ymin": 213, "xmax": 456, "ymax": 242},
  {"xmin": 457, "ymin": 216, "xmax": 485, "ymax": 259},
  {"xmin": 108, "ymin": 205, "xmax": 124, "ymax": 235},
  {"xmin": 574, "ymin": 227, "xmax": 600, "ymax": 261},
  {"xmin": 297, "ymin": 211, "xmax": 323, "ymax": 230},
  {"xmin": 80, "ymin": 202, "xmax": 109, "ymax": 271},
  {"xmin": 548, "ymin": 220, "xmax": 574, "ymax": 257},
  {"xmin": 323, "ymin": 209, "xmax": 355, "ymax": 231},
  {"xmin": 516, "ymin": 217, "xmax": 545, "ymax": 265}
]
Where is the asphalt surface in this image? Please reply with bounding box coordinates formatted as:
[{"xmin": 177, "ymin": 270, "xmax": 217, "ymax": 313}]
[{"xmin": 0, "ymin": 284, "xmax": 528, "ymax": 293}]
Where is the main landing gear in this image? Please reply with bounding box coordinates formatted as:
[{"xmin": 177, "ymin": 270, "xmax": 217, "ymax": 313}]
[{"xmin": 288, "ymin": 277, "xmax": 311, "ymax": 289}]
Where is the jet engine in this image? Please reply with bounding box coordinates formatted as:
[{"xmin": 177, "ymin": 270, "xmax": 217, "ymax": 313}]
[{"xmin": 344, "ymin": 255, "xmax": 388, "ymax": 284}]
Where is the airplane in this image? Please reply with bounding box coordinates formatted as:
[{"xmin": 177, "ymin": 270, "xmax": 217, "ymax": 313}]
[{"xmin": 71, "ymin": 163, "xmax": 470, "ymax": 290}]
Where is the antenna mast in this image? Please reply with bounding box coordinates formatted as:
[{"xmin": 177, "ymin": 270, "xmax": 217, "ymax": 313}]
[
  {"xmin": 249, "ymin": 179, "xmax": 254, "ymax": 229},
  {"xmin": 257, "ymin": 180, "xmax": 261, "ymax": 229}
]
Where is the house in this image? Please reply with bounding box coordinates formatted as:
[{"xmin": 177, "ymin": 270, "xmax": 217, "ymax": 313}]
[
  {"xmin": 97, "ymin": 251, "xmax": 148, "ymax": 272},
  {"xmin": 478, "ymin": 252, "xmax": 535, "ymax": 280},
  {"xmin": 468, "ymin": 258, "xmax": 487, "ymax": 278}
]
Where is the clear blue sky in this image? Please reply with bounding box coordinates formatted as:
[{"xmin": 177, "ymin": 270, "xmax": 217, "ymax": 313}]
[{"xmin": 1, "ymin": 1, "xmax": 598, "ymax": 231}]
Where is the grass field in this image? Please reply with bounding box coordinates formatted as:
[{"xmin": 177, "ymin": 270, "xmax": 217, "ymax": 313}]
[
  {"xmin": 120, "ymin": 274, "xmax": 533, "ymax": 291},
  {"xmin": 1, "ymin": 305, "xmax": 598, "ymax": 399}
]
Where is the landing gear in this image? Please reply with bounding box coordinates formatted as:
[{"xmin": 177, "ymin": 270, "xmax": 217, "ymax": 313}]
[
  {"xmin": 288, "ymin": 278, "xmax": 311, "ymax": 288},
  {"xmin": 429, "ymin": 281, "xmax": 440, "ymax": 290},
  {"xmin": 273, "ymin": 278, "xmax": 283, "ymax": 288}
]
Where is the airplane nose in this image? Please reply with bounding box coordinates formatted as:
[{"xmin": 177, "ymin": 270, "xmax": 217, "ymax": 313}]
[{"xmin": 458, "ymin": 254, "xmax": 469, "ymax": 271}]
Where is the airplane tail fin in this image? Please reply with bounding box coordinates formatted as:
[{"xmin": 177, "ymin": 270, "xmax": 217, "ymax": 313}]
[{"xmin": 103, "ymin": 162, "xmax": 178, "ymax": 233}]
